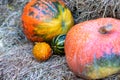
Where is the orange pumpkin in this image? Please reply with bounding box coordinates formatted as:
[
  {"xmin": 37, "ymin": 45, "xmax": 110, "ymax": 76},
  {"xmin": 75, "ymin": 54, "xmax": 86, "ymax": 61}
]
[
  {"xmin": 32, "ymin": 42, "xmax": 52, "ymax": 61},
  {"xmin": 21, "ymin": 0, "xmax": 74, "ymax": 42},
  {"xmin": 65, "ymin": 18, "xmax": 120, "ymax": 79}
]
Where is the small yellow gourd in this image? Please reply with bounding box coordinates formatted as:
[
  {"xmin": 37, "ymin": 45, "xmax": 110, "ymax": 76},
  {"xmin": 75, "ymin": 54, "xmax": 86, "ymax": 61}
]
[{"xmin": 32, "ymin": 42, "xmax": 52, "ymax": 61}]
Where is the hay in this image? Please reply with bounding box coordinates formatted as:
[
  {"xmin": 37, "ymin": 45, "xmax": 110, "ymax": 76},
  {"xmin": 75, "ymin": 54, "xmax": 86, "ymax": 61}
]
[
  {"xmin": 0, "ymin": 44, "xmax": 78, "ymax": 80},
  {"xmin": 64, "ymin": 0, "xmax": 120, "ymax": 23},
  {"xmin": 0, "ymin": 0, "xmax": 120, "ymax": 80}
]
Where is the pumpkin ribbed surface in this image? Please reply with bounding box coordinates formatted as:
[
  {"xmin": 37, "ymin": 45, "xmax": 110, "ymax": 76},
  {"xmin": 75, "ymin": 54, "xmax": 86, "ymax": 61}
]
[{"xmin": 51, "ymin": 34, "xmax": 66, "ymax": 55}]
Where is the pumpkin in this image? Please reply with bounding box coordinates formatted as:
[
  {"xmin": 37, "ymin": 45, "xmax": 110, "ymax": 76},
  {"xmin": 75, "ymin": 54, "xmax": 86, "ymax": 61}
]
[
  {"xmin": 21, "ymin": 0, "xmax": 74, "ymax": 42},
  {"xmin": 51, "ymin": 34, "xmax": 66, "ymax": 55},
  {"xmin": 32, "ymin": 42, "xmax": 52, "ymax": 61},
  {"xmin": 65, "ymin": 18, "xmax": 120, "ymax": 79}
]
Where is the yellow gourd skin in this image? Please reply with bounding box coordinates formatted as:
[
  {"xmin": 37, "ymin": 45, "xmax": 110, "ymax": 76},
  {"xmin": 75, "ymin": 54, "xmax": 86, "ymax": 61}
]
[
  {"xmin": 34, "ymin": 8, "xmax": 74, "ymax": 41},
  {"xmin": 21, "ymin": 0, "xmax": 74, "ymax": 42},
  {"xmin": 32, "ymin": 42, "xmax": 52, "ymax": 61}
]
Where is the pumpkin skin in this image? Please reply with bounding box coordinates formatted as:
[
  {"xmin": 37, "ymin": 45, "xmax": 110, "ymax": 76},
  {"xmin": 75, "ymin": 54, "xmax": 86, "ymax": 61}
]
[
  {"xmin": 51, "ymin": 34, "xmax": 66, "ymax": 55},
  {"xmin": 65, "ymin": 18, "xmax": 120, "ymax": 79},
  {"xmin": 21, "ymin": 0, "xmax": 74, "ymax": 42}
]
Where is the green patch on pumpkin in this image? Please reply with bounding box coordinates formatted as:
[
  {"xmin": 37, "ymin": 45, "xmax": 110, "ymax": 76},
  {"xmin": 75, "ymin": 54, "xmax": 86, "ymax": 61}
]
[
  {"xmin": 85, "ymin": 53, "xmax": 120, "ymax": 79},
  {"xmin": 52, "ymin": 1, "xmax": 66, "ymax": 19}
]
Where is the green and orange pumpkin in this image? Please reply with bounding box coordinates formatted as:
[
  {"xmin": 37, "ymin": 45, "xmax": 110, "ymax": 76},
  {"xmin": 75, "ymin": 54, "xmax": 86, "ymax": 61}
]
[
  {"xmin": 21, "ymin": 0, "xmax": 74, "ymax": 42},
  {"xmin": 65, "ymin": 18, "xmax": 120, "ymax": 79}
]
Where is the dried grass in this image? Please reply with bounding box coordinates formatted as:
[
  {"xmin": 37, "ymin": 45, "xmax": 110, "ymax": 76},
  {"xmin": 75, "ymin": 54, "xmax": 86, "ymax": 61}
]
[
  {"xmin": 0, "ymin": 44, "xmax": 78, "ymax": 80},
  {"xmin": 0, "ymin": 0, "xmax": 120, "ymax": 80},
  {"xmin": 64, "ymin": 0, "xmax": 120, "ymax": 23}
]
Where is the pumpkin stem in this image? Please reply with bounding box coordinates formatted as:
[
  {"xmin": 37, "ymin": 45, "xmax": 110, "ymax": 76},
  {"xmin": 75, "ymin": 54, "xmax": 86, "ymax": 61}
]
[{"xmin": 99, "ymin": 24, "xmax": 113, "ymax": 34}]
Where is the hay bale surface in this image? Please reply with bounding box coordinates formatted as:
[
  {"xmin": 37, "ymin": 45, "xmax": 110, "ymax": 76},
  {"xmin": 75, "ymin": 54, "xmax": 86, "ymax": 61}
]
[{"xmin": 0, "ymin": 0, "xmax": 120, "ymax": 80}]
